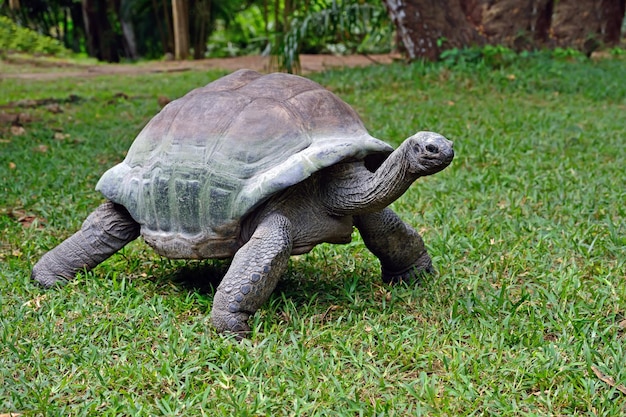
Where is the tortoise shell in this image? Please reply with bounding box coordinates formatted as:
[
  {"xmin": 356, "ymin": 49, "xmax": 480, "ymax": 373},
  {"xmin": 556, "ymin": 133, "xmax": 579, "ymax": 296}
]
[{"xmin": 96, "ymin": 69, "xmax": 393, "ymax": 259}]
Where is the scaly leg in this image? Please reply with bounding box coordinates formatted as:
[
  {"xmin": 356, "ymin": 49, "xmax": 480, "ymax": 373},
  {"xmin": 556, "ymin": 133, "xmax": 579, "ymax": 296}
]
[
  {"xmin": 355, "ymin": 208, "xmax": 433, "ymax": 284},
  {"xmin": 211, "ymin": 213, "xmax": 293, "ymax": 339},
  {"xmin": 32, "ymin": 201, "xmax": 140, "ymax": 287}
]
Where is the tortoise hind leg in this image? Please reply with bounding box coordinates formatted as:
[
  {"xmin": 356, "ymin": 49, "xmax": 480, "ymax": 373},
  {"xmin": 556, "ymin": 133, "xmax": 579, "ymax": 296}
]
[
  {"xmin": 354, "ymin": 208, "xmax": 433, "ymax": 284},
  {"xmin": 32, "ymin": 201, "xmax": 140, "ymax": 287},
  {"xmin": 211, "ymin": 213, "xmax": 293, "ymax": 339}
]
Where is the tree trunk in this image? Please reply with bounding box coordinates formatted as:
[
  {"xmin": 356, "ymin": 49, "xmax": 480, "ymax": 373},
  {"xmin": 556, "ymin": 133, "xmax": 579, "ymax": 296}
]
[
  {"xmin": 191, "ymin": 0, "xmax": 211, "ymax": 59},
  {"xmin": 551, "ymin": 0, "xmax": 625, "ymax": 54},
  {"xmin": 111, "ymin": 0, "xmax": 138, "ymax": 60},
  {"xmin": 68, "ymin": 1, "xmax": 85, "ymax": 52},
  {"xmin": 120, "ymin": 18, "xmax": 139, "ymax": 59},
  {"xmin": 464, "ymin": 0, "xmax": 553, "ymax": 50},
  {"xmin": 81, "ymin": 0, "xmax": 120, "ymax": 62},
  {"xmin": 172, "ymin": 0, "xmax": 190, "ymax": 60},
  {"xmin": 601, "ymin": 0, "xmax": 626, "ymax": 45},
  {"xmin": 81, "ymin": 0, "xmax": 97, "ymax": 58},
  {"xmin": 382, "ymin": 0, "xmax": 484, "ymax": 61}
]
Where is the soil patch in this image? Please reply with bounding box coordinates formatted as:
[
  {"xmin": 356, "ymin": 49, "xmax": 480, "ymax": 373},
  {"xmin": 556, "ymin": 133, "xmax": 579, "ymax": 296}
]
[{"xmin": 1, "ymin": 53, "xmax": 403, "ymax": 80}]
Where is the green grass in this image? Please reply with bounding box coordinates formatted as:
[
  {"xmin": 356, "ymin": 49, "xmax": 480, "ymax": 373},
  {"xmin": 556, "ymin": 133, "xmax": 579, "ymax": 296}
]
[{"xmin": 1, "ymin": 56, "xmax": 625, "ymax": 415}]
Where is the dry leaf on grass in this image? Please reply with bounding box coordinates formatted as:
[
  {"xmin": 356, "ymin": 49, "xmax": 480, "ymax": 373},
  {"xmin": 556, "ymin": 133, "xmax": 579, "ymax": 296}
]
[
  {"xmin": 45, "ymin": 103, "xmax": 62, "ymax": 113},
  {"xmin": 591, "ymin": 365, "xmax": 626, "ymax": 395},
  {"xmin": 7, "ymin": 209, "xmax": 46, "ymax": 229},
  {"xmin": 0, "ymin": 112, "xmax": 18, "ymax": 124},
  {"xmin": 158, "ymin": 96, "xmax": 171, "ymax": 107},
  {"xmin": 22, "ymin": 294, "xmax": 48, "ymax": 310},
  {"xmin": 10, "ymin": 126, "xmax": 25, "ymax": 136},
  {"xmin": 312, "ymin": 305, "xmax": 339, "ymax": 323},
  {"xmin": 19, "ymin": 215, "xmax": 45, "ymax": 228},
  {"xmin": 54, "ymin": 132, "xmax": 70, "ymax": 140}
]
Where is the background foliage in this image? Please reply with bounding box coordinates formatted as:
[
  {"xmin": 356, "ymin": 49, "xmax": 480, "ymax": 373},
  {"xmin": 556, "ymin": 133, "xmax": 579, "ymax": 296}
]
[
  {"xmin": 0, "ymin": 0, "xmax": 391, "ymax": 66},
  {"xmin": 0, "ymin": 15, "xmax": 72, "ymax": 56},
  {"xmin": 2, "ymin": 0, "xmax": 623, "ymax": 68}
]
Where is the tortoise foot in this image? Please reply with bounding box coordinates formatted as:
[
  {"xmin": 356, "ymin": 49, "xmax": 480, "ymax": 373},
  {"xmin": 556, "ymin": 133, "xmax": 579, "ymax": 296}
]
[
  {"xmin": 382, "ymin": 253, "xmax": 434, "ymax": 284},
  {"xmin": 31, "ymin": 261, "xmax": 69, "ymax": 288},
  {"xmin": 211, "ymin": 310, "xmax": 251, "ymax": 340}
]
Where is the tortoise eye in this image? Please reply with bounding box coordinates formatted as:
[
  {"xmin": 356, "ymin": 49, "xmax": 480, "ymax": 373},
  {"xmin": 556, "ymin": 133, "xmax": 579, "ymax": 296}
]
[{"xmin": 425, "ymin": 144, "xmax": 439, "ymax": 153}]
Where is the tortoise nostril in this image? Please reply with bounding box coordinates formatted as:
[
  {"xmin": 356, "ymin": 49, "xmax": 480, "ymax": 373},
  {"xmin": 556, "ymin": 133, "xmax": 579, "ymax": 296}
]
[{"xmin": 425, "ymin": 144, "xmax": 439, "ymax": 153}]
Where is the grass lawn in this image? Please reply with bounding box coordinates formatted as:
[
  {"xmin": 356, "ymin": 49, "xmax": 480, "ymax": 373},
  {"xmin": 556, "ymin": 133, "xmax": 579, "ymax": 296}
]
[{"xmin": 1, "ymin": 55, "xmax": 625, "ymax": 415}]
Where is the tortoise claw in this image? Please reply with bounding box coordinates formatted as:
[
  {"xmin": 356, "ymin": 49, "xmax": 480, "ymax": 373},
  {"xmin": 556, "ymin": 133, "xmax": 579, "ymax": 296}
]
[
  {"xmin": 381, "ymin": 255, "xmax": 435, "ymax": 284},
  {"xmin": 212, "ymin": 311, "xmax": 252, "ymax": 340}
]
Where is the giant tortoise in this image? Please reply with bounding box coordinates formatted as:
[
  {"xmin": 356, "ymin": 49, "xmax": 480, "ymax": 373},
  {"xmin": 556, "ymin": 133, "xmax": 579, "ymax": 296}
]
[{"xmin": 32, "ymin": 69, "xmax": 454, "ymax": 338}]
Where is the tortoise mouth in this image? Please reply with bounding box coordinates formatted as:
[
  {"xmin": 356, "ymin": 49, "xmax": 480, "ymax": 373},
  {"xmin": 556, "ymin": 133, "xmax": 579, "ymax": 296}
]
[
  {"xmin": 421, "ymin": 147, "xmax": 454, "ymax": 163},
  {"xmin": 416, "ymin": 150, "xmax": 454, "ymax": 173}
]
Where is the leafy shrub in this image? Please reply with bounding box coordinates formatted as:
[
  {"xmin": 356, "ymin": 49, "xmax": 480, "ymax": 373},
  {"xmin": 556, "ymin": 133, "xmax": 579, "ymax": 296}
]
[
  {"xmin": 439, "ymin": 44, "xmax": 520, "ymax": 69},
  {"xmin": 439, "ymin": 45, "xmax": 593, "ymax": 69},
  {"xmin": 550, "ymin": 46, "xmax": 586, "ymax": 60},
  {"xmin": 268, "ymin": 0, "xmax": 392, "ymax": 73},
  {"xmin": 440, "ymin": 46, "xmax": 486, "ymax": 68},
  {"xmin": 0, "ymin": 16, "xmax": 72, "ymax": 56}
]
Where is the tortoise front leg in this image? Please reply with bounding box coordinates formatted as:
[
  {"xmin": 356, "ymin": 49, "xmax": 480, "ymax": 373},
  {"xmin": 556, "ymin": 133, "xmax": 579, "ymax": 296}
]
[
  {"xmin": 354, "ymin": 208, "xmax": 433, "ymax": 284},
  {"xmin": 211, "ymin": 213, "xmax": 293, "ymax": 339},
  {"xmin": 32, "ymin": 201, "xmax": 140, "ymax": 287}
]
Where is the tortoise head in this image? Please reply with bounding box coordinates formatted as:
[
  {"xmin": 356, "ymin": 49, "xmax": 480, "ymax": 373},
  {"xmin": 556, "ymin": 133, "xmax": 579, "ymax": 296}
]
[{"xmin": 403, "ymin": 131, "xmax": 454, "ymax": 176}]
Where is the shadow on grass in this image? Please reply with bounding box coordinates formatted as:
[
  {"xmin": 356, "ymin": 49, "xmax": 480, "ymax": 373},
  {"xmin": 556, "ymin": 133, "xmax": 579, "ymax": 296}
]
[
  {"xmin": 159, "ymin": 258, "xmax": 365, "ymax": 313},
  {"xmin": 164, "ymin": 260, "xmax": 229, "ymax": 294}
]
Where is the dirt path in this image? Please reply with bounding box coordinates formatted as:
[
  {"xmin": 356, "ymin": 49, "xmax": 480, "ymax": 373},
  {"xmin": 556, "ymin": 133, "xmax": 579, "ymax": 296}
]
[{"xmin": 1, "ymin": 53, "xmax": 403, "ymax": 80}]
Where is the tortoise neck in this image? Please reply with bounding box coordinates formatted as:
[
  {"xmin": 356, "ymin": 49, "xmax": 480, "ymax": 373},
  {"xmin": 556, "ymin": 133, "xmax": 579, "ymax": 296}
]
[{"xmin": 321, "ymin": 144, "xmax": 419, "ymax": 215}]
